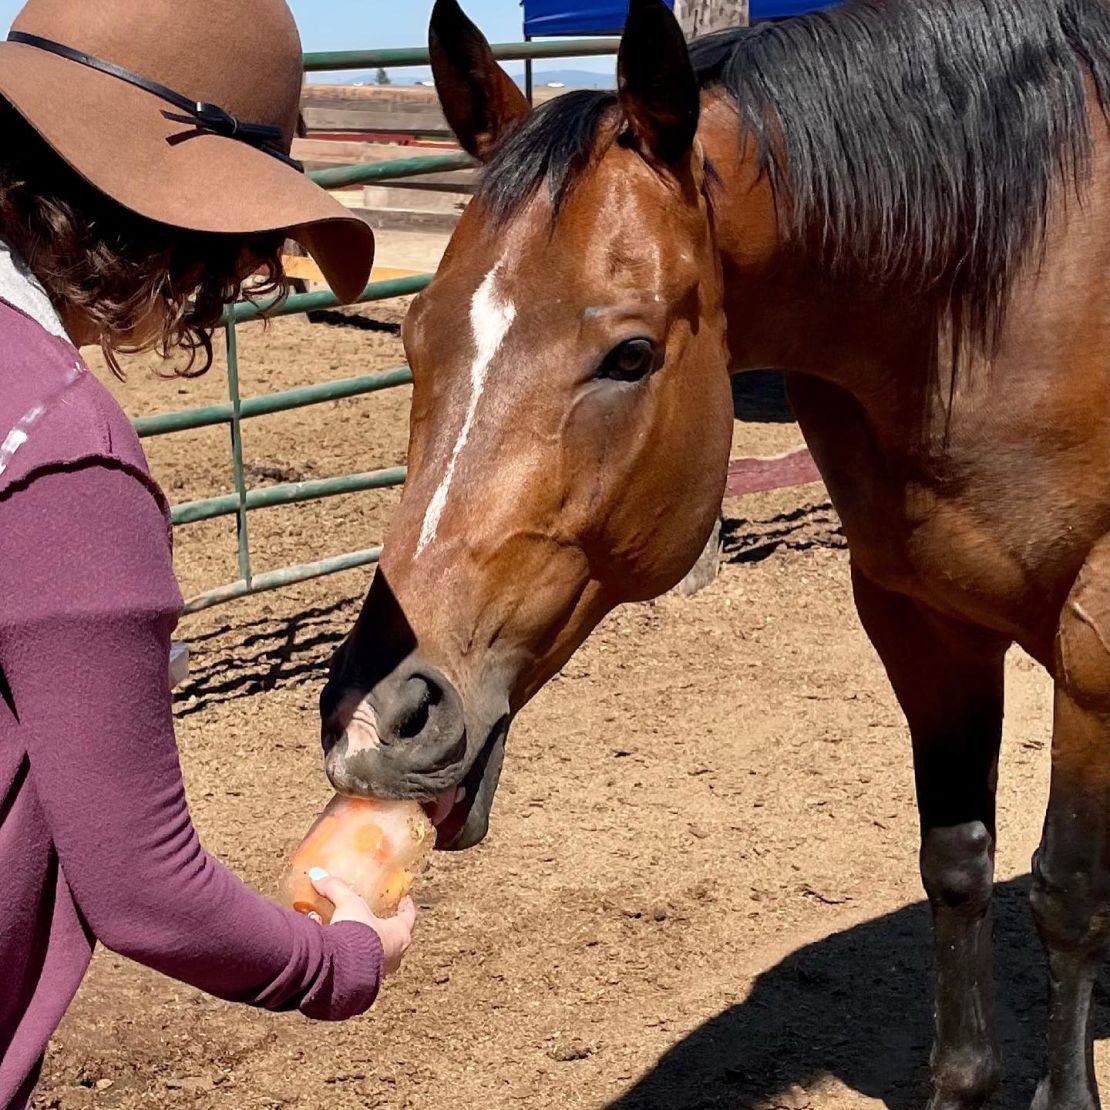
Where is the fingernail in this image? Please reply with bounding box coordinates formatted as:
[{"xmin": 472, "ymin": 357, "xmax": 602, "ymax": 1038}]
[{"xmin": 308, "ymin": 867, "xmax": 329, "ymax": 881}]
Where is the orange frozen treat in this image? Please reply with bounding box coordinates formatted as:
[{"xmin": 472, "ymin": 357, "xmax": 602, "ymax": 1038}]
[{"xmin": 279, "ymin": 795, "xmax": 435, "ymax": 923}]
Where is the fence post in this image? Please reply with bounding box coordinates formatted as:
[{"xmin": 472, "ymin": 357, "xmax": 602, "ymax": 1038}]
[
  {"xmin": 524, "ymin": 34, "xmax": 534, "ymax": 104},
  {"xmin": 225, "ymin": 321, "xmax": 253, "ymax": 589}
]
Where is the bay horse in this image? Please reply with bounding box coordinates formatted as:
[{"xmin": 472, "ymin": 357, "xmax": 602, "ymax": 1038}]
[{"xmin": 321, "ymin": 0, "xmax": 1110, "ymax": 1105}]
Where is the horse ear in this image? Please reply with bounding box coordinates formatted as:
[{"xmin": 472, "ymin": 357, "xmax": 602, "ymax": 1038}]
[
  {"xmin": 617, "ymin": 0, "xmax": 700, "ymax": 166},
  {"xmin": 429, "ymin": 0, "xmax": 530, "ymax": 162}
]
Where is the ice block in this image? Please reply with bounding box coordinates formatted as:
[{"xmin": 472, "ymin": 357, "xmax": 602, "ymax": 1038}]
[{"xmin": 279, "ymin": 794, "xmax": 435, "ymax": 922}]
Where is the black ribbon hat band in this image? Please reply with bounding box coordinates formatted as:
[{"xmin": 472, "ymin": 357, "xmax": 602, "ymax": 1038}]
[{"xmin": 7, "ymin": 31, "xmax": 304, "ymax": 171}]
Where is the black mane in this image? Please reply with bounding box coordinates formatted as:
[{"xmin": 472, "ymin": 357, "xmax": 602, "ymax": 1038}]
[
  {"xmin": 691, "ymin": 0, "xmax": 1110, "ymax": 335},
  {"xmin": 479, "ymin": 89, "xmax": 619, "ymax": 225},
  {"xmin": 477, "ymin": 0, "xmax": 1110, "ymax": 338}
]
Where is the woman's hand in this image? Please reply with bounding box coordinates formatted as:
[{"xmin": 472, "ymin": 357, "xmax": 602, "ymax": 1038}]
[{"xmin": 307, "ymin": 869, "xmax": 417, "ymax": 976}]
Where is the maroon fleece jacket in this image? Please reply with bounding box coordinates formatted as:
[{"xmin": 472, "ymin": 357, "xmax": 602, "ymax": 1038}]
[{"xmin": 0, "ymin": 293, "xmax": 383, "ymax": 1110}]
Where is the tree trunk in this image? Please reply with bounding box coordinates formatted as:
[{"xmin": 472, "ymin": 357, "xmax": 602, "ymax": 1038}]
[{"xmin": 674, "ymin": 0, "xmax": 749, "ymax": 39}]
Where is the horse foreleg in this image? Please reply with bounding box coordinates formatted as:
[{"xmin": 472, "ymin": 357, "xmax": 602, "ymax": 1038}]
[
  {"xmin": 852, "ymin": 566, "xmax": 1008, "ymax": 1109},
  {"xmin": 1031, "ymin": 535, "xmax": 1110, "ymax": 1110}
]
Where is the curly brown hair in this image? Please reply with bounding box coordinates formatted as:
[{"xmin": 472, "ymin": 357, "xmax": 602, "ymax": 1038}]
[{"xmin": 0, "ymin": 99, "xmax": 287, "ymax": 376}]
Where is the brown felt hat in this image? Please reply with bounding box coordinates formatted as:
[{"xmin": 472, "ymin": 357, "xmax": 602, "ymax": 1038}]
[{"xmin": 0, "ymin": 0, "xmax": 374, "ymax": 302}]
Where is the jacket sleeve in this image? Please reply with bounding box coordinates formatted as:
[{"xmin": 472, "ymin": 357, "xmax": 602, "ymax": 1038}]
[{"xmin": 0, "ymin": 459, "xmax": 383, "ymax": 1020}]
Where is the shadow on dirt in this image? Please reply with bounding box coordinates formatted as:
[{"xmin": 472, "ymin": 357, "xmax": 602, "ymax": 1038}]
[
  {"xmin": 174, "ymin": 597, "xmax": 357, "ymax": 717},
  {"xmin": 305, "ymin": 308, "xmax": 402, "ymax": 333},
  {"xmin": 606, "ymin": 875, "xmax": 1109, "ymax": 1110},
  {"xmin": 722, "ymin": 503, "xmax": 846, "ymax": 565},
  {"xmin": 176, "ymin": 503, "xmax": 848, "ymax": 716}
]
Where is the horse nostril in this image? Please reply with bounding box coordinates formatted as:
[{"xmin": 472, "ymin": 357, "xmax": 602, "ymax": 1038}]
[
  {"xmin": 376, "ymin": 664, "xmax": 465, "ymax": 769},
  {"xmin": 321, "ymin": 662, "xmax": 466, "ymax": 785},
  {"xmin": 395, "ymin": 675, "xmax": 441, "ymax": 740}
]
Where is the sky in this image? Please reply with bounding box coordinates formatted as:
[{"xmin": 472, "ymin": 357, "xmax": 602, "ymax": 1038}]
[
  {"xmin": 292, "ymin": 0, "xmax": 524, "ymax": 52},
  {"xmin": 0, "ymin": 1, "xmax": 612, "ymax": 74}
]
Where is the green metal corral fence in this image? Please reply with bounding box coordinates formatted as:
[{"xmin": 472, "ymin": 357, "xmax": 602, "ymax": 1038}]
[{"xmin": 135, "ymin": 38, "xmax": 619, "ymax": 615}]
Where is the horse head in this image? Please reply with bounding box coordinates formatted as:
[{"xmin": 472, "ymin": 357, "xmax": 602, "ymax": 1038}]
[{"xmin": 321, "ymin": 0, "xmax": 732, "ymax": 848}]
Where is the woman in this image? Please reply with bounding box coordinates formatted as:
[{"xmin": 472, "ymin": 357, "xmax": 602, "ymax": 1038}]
[{"xmin": 0, "ymin": 2, "xmax": 416, "ymax": 1106}]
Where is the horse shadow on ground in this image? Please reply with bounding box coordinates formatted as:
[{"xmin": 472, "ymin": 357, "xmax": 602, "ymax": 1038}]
[{"xmin": 606, "ymin": 876, "xmax": 1109, "ymax": 1110}]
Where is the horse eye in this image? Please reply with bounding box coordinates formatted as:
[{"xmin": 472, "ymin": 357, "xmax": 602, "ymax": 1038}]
[{"xmin": 597, "ymin": 338, "xmax": 661, "ymax": 382}]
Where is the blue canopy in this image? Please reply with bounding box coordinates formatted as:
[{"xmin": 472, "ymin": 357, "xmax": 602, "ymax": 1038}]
[
  {"xmin": 522, "ymin": 0, "xmax": 837, "ymax": 37},
  {"xmin": 523, "ymin": 0, "xmax": 672, "ymax": 37}
]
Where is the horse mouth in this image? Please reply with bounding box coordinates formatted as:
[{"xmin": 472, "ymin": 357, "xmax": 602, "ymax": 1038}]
[{"xmin": 423, "ymin": 719, "xmax": 508, "ymax": 850}]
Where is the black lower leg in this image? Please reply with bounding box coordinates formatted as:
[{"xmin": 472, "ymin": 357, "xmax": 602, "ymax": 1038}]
[
  {"xmin": 1032, "ymin": 543, "xmax": 1110, "ymax": 1110},
  {"xmin": 921, "ymin": 821, "xmax": 1000, "ymax": 1109},
  {"xmin": 1029, "ymin": 718, "xmax": 1109, "ymax": 1110},
  {"xmin": 851, "ymin": 568, "xmax": 1007, "ymax": 1110}
]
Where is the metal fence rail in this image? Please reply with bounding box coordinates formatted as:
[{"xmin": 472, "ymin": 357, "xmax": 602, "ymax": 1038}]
[
  {"xmin": 308, "ymin": 152, "xmax": 476, "ymax": 192},
  {"xmin": 139, "ymin": 37, "xmax": 619, "ymax": 615},
  {"xmin": 302, "ymin": 38, "xmax": 620, "ymax": 72},
  {"xmin": 227, "ymin": 272, "xmax": 433, "ymax": 325},
  {"xmin": 133, "ymin": 365, "xmax": 414, "ymax": 439}
]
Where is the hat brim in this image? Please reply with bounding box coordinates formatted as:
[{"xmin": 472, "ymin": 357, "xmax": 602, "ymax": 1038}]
[{"xmin": 0, "ymin": 39, "xmax": 374, "ymax": 302}]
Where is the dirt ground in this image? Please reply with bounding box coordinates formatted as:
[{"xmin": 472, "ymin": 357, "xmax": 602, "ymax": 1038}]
[{"xmin": 35, "ymin": 296, "xmax": 1107, "ymax": 1110}]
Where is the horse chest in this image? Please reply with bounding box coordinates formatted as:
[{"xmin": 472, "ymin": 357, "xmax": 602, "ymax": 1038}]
[
  {"xmin": 783, "ymin": 374, "xmax": 1085, "ymax": 651},
  {"xmin": 808, "ymin": 435, "xmax": 958, "ymax": 592},
  {"xmin": 821, "ymin": 463, "xmax": 986, "ymax": 603}
]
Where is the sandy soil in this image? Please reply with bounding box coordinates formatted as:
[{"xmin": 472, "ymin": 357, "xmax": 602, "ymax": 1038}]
[{"xmin": 33, "ymin": 299, "xmax": 1107, "ymax": 1110}]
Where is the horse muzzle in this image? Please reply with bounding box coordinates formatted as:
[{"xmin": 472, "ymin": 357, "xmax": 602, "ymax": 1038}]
[{"xmin": 320, "ymin": 658, "xmax": 509, "ymax": 850}]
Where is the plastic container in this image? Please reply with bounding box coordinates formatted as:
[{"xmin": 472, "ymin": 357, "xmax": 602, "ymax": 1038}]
[{"xmin": 279, "ymin": 795, "xmax": 436, "ymax": 922}]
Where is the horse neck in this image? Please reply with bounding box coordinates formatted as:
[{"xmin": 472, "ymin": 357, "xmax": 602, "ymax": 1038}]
[
  {"xmin": 699, "ymin": 99, "xmax": 936, "ymax": 405},
  {"xmin": 719, "ymin": 252, "xmax": 937, "ymax": 402}
]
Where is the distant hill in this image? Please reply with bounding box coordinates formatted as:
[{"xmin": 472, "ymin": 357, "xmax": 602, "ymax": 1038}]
[
  {"xmin": 515, "ymin": 68, "xmax": 616, "ymax": 90},
  {"xmin": 307, "ymin": 66, "xmax": 615, "ymax": 91}
]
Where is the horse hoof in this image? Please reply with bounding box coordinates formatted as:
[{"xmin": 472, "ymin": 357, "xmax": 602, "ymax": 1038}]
[
  {"xmin": 1030, "ymin": 1078, "xmax": 1099, "ymax": 1110},
  {"xmin": 927, "ymin": 1097, "xmax": 990, "ymax": 1110},
  {"xmin": 927, "ymin": 1053, "xmax": 999, "ymax": 1110}
]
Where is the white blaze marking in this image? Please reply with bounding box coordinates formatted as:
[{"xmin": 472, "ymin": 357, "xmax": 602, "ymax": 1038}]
[{"xmin": 415, "ymin": 265, "xmax": 516, "ymax": 557}]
